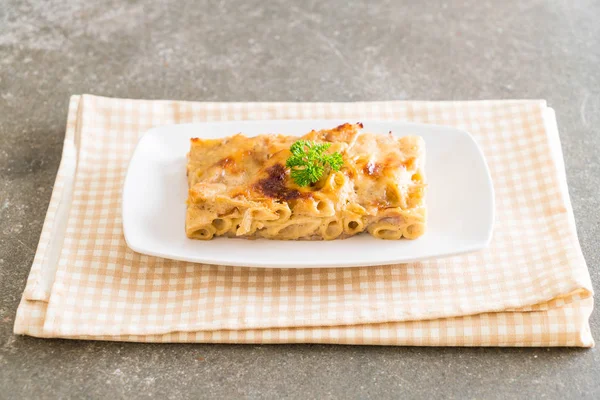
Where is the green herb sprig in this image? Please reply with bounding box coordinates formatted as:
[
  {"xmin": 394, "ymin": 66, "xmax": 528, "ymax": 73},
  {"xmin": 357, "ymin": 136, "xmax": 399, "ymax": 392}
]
[{"xmin": 285, "ymin": 140, "xmax": 344, "ymax": 187}]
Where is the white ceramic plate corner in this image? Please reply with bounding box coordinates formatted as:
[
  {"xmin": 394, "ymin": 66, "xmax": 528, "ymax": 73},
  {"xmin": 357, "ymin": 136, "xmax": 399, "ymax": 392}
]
[{"xmin": 122, "ymin": 120, "xmax": 494, "ymax": 268}]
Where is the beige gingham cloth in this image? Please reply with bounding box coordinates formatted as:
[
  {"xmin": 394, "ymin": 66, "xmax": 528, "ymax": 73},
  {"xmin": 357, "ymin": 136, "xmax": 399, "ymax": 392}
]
[{"xmin": 14, "ymin": 94, "xmax": 595, "ymax": 346}]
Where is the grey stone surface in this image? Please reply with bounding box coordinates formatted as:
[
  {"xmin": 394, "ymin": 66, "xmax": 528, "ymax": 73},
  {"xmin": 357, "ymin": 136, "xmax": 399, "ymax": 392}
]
[{"xmin": 1, "ymin": 0, "xmax": 599, "ymax": 398}]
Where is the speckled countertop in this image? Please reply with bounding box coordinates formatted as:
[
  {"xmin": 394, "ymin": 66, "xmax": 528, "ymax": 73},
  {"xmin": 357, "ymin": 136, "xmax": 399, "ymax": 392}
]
[{"xmin": 1, "ymin": 1, "xmax": 598, "ymax": 398}]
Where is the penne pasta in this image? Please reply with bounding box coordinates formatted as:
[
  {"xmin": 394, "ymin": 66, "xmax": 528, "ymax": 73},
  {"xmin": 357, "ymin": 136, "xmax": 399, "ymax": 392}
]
[{"xmin": 185, "ymin": 123, "xmax": 426, "ymax": 240}]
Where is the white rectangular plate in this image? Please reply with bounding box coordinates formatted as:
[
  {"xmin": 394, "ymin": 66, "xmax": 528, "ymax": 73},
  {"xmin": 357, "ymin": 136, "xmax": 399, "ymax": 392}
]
[{"xmin": 123, "ymin": 120, "xmax": 494, "ymax": 268}]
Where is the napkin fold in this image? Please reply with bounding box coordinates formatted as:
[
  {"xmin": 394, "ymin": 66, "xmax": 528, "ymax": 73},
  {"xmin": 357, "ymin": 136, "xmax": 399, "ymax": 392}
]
[{"xmin": 14, "ymin": 95, "xmax": 594, "ymax": 346}]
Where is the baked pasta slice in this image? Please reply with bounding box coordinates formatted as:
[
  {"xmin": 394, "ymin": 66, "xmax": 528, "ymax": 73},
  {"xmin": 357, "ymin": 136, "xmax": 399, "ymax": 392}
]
[{"xmin": 186, "ymin": 123, "xmax": 426, "ymax": 240}]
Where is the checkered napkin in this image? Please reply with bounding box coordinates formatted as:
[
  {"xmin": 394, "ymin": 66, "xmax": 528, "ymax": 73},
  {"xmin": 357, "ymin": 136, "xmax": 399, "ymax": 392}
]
[{"xmin": 14, "ymin": 95, "xmax": 594, "ymax": 346}]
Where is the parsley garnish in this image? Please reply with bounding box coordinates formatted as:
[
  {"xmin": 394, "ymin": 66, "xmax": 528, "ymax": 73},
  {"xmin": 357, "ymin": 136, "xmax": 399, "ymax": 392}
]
[{"xmin": 285, "ymin": 140, "xmax": 344, "ymax": 187}]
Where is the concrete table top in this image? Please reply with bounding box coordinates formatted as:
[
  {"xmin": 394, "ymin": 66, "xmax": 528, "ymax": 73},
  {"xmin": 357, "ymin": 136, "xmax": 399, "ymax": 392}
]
[{"xmin": 1, "ymin": 0, "xmax": 598, "ymax": 398}]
